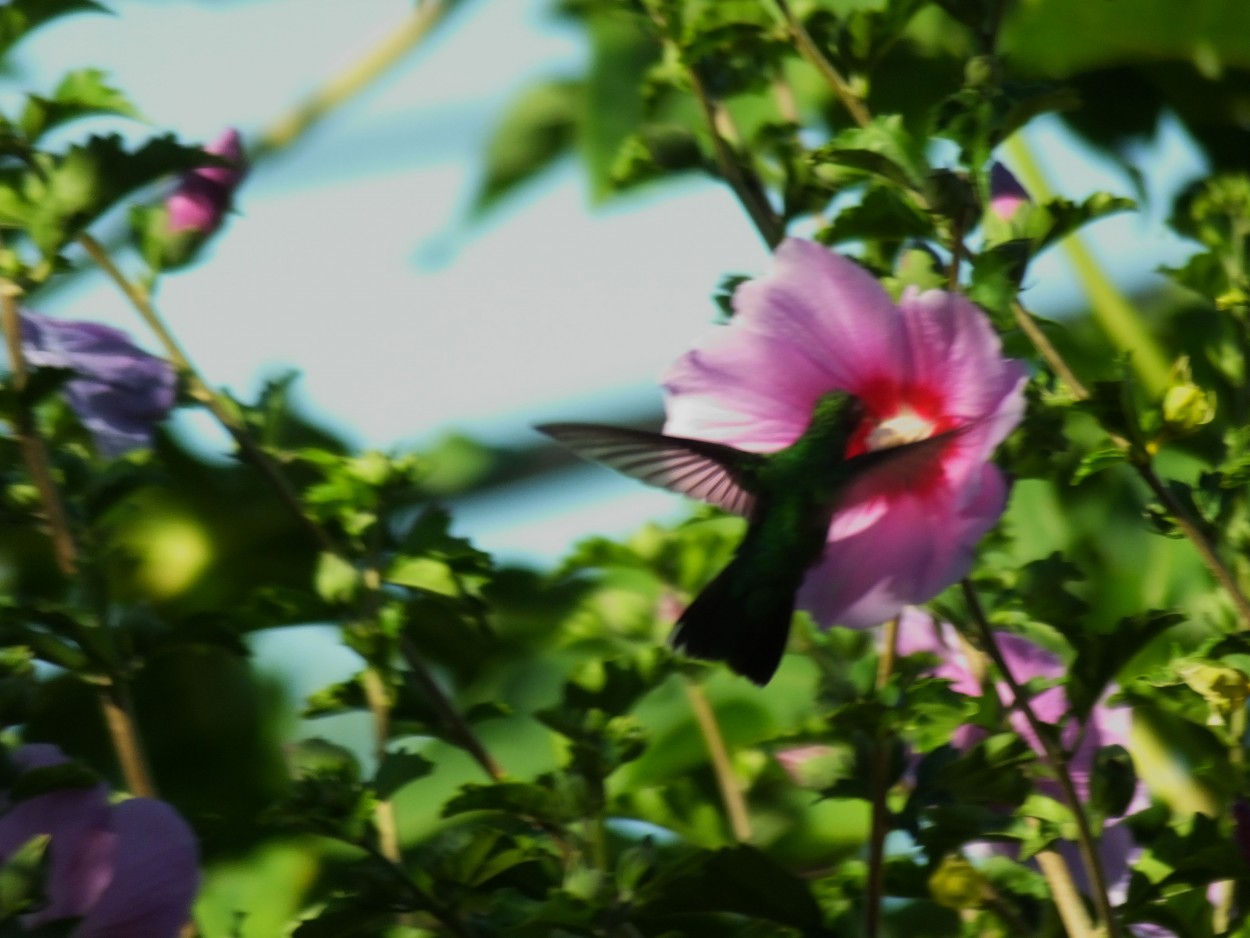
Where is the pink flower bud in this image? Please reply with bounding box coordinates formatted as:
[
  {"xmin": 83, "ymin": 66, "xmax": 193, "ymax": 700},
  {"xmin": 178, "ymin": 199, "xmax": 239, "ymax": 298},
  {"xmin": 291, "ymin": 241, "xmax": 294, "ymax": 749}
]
[
  {"xmin": 988, "ymin": 162, "xmax": 1029, "ymax": 221},
  {"xmin": 166, "ymin": 128, "xmax": 246, "ymax": 236}
]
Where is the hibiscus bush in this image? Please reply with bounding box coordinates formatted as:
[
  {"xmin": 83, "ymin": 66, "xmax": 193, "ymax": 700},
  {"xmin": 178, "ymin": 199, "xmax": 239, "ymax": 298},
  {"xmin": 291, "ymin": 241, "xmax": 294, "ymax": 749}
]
[{"xmin": 2, "ymin": 1, "xmax": 1250, "ymax": 937}]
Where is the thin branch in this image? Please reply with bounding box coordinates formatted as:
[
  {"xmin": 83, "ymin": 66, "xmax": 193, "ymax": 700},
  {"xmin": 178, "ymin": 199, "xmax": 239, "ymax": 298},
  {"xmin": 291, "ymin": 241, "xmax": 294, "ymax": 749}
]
[
  {"xmin": 76, "ymin": 233, "xmax": 337, "ymax": 557},
  {"xmin": 1011, "ymin": 296, "xmax": 1250, "ymax": 626},
  {"xmin": 98, "ymin": 682, "xmax": 158, "ymax": 798},
  {"xmin": 865, "ymin": 616, "xmax": 899, "ymax": 938},
  {"xmin": 0, "ymin": 285, "xmax": 78, "ymax": 575},
  {"xmin": 1134, "ymin": 462, "xmax": 1250, "ymax": 626},
  {"xmin": 687, "ymin": 70, "xmax": 785, "ymax": 249},
  {"xmin": 684, "ymin": 679, "xmax": 753, "ymax": 842},
  {"xmin": 2, "ymin": 287, "xmax": 157, "ymax": 798},
  {"xmin": 1034, "ymin": 847, "xmax": 1096, "ymax": 938},
  {"xmin": 962, "ymin": 581, "xmax": 1119, "ymax": 938},
  {"xmin": 253, "ymin": 0, "xmax": 454, "ymax": 160},
  {"xmin": 1003, "ymin": 135, "xmax": 1169, "ymax": 395},
  {"xmin": 773, "ymin": 0, "xmax": 871, "ymax": 129},
  {"xmin": 399, "ymin": 636, "xmax": 503, "ymax": 782},
  {"xmin": 363, "ymin": 665, "xmax": 403, "ymax": 864},
  {"xmin": 1011, "ymin": 301, "xmax": 1089, "ymax": 399}
]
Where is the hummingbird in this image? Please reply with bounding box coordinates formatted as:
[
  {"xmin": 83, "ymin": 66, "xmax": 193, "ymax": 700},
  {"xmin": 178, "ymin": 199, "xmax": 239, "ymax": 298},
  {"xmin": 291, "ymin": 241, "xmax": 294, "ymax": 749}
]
[{"xmin": 538, "ymin": 391, "xmax": 968, "ymax": 686}]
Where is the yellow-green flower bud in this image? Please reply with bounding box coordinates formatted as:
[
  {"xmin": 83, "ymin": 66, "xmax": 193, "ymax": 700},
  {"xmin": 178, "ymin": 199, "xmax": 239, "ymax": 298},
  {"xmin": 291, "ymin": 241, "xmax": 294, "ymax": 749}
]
[
  {"xmin": 928, "ymin": 854, "xmax": 988, "ymax": 910},
  {"xmin": 1161, "ymin": 358, "xmax": 1215, "ymax": 433},
  {"xmin": 1178, "ymin": 662, "xmax": 1250, "ymax": 726}
]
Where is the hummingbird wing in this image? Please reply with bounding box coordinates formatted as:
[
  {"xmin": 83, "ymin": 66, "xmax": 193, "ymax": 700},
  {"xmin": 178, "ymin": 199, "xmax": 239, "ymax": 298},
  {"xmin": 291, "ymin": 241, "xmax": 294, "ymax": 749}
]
[
  {"xmin": 536, "ymin": 422, "xmax": 764, "ymax": 518},
  {"xmin": 844, "ymin": 419, "xmax": 979, "ymax": 488}
]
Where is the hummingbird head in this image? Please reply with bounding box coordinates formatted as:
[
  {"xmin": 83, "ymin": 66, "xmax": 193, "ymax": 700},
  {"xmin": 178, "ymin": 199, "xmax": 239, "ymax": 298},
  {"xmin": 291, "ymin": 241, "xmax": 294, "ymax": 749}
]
[{"xmin": 808, "ymin": 390, "xmax": 864, "ymax": 430}]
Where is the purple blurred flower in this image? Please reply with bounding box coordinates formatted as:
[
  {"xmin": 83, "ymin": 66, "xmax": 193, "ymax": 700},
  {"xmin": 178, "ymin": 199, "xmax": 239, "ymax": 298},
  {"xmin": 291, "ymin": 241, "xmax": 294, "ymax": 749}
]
[
  {"xmin": 0, "ymin": 744, "xmax": 198, "ymax": 938},
  {"xmin": 988, "ymin": 162, "xmax": 1030, "ymax": 221},
  {"xmin": 898, "ymin": 611, "xmax": 1134, "ymax": 802},
  {"xmin": 166, "ymin": 128, "xmax": 246, "ymax": 237},
  {"xmin": 900, "ymin": 612, "xmax": 1145, "ymax": 894},
  {"xmin": 20, "ymin": 311, "xmax": 176, "ymax": 457},
  {"xmin": 663, "ymin": 240, "xmax": 1027, "ymax": 628}
]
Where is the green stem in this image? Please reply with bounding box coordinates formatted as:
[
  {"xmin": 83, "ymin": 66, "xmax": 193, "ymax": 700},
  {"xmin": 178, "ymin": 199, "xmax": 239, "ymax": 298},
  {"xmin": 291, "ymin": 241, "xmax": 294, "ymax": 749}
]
[
  {"xmin": 1034, "ymin": 846, "xmax": 1096, "ymax": 938},
  {"xmin": 962, "ymin": 581, "xmax": 1119, "ymax": 938},
  {"xmin": 99, "ymin": 681, "xmax": 158, "ymax": 798},
  {"xmin": 77, "ymin": 233, "xmax": 337, "ymax": 557},
  {"xmin": 1004, "ymin": 136, "xmax": 1171, "ymax": 396},
  {"xmin": 773, "ymin": 0, "xmax": 871, "ymax": 129},
  {"xmin": 1012, "ymin": 296, "xmax": 1250, "ymax": 627},
  {"xmin": 362, "ymin": 664, "xmax": 402, "ymax": 864},
  {"xmin": 0, "ymin": 284, "xmax": 78, "ymax": 575},
  {"xmin": 398, "ymin": 636, "xmax": 503, "ymax": 781},
  {"xmin": 642, "ymin": 1, "xmax": 783, "ymax": 249},
  {"xmin": 2, "ymin": 285, "xmax": 158, "ymax": 798},
  {"xmin": 1011, "ymin": 301, "xmax": 1090, "ymax": 398},
  {"xmin": 687, "ymin": 69, "xmax": 785, "ymax": 249},
  {"xmin": 253, "ymin": 0, "xmax": 455, "ymax": 160},
  {"xmin": 684, "ymin": 679, "xmax": 753, "ymax": 842},
  {"xmin": 865, "ymin": 616, "xmax": 899, "ymax": 938}
]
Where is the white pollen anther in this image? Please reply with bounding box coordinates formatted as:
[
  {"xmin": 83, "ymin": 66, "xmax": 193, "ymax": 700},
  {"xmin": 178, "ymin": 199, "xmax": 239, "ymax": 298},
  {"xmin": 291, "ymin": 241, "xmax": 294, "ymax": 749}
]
[{"xmin": 865, "ymin": 411, "xmax": 936, "ymax": 450}]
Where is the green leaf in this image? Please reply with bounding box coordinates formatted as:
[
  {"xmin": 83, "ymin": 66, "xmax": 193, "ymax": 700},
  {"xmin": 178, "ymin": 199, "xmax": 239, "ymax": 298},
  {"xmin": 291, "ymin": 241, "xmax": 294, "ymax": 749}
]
[
  {"xmin": 1023, "ymin": 192, "xmax": 1137, "ymax": 254},
  {"xmin": 817, "ymin": 184, "xmax": 934, "ymax": 246},
  {"xmin": 639, "ymin": 844, "xmax": 824, "ymax": 929},
  {"xmin": 812, "ymin": 115, "xmax": 928, "ymax": 191},
  {"xmin": 582, "ymin": 9, "xmax": 661, "ymax": 200},
  {"xmin": 680, "ymin": 1, "xmax": 788, "ymax": 98},
  {"xmin": 805, "ymin": 0, "xmax": 928, "ymax": 74},
  {"xmin": 931, "ymin": 732, "xmax": 1035, "ymax": 807},
  {"xmin": 968, "ymin": 239, "xmax": 1030, "ymax": 328},
  {"xmin": 442, "ymin": 778, "xmax": 577, "ymax": 825},
  {"xmin": 20, "ymin": 70, "xmax": 140, "ymax": 143},
  {"xmin": 472, "ymin": 78, "xmax": 582, "ymax": 215},
  {"xmin": 0, "ymin": 0, "xmax": 108, "ymax": 59},
  {"xmin": 290, "ymin": 903, "xmax": 393, "ymax": 938},
  {"xmin": 609, "ymin": 123, "xmax": 705, "ymax": 192},
  {"xmin": 372, "ymin": 748, "xmax": 434, "ymax": 799},
  {"xmin": 1071, "ymin": 447, "xmax": 1129, "ymax": 484},
  {"xmin": 0, "ymin": 134, "xmax": 218, "ymax": 257},
  {"xmin": 314, "ymin": 552, "xmax": 360, "ymax": 604},
  {"xmin": 386, "ymin": 556, "xmax": 459, "ymax": 597},
  {"xmin": 1088, "ymin": 744, "xmax": 1137, "ymax": 825},
  {"xmin": 1062, "ymin": 611, "xmax": 1183, "ymax": 718},
  {"xmin": 900, "ymin": 677, "xmax": 980, "ymax": 753},
  {"xmin": 1016, "ymin": 552, "xmax": 1089, "ymax": 626},
  {"xmin": 0, "ymin": 832, "xmax": 49, "ymax": 921}
]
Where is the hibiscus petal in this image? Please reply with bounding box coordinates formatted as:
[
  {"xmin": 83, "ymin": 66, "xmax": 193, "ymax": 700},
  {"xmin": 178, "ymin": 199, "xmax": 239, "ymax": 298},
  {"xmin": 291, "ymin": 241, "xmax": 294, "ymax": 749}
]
[
  {"xmin": 732, "ymin": 239, "xmax": 910, "ymax": 388},
  {"xmin": 73, "ymin": 799, "xmax": 199, "ymax": 938},
  {"xmin": 901, "ymin": 291, "xmax": 1027, "ymax": 425},
  {"xmin": 798, "ymin": 463, "xmax": 1008, "ymax": 627},
  {"xmin": 0, "ymin": 786, "xmax": 113, "ymax": 923},
  {"xmin": 663, "ymin": 329, "xmax": 840, "ymax": 450},
  {"xmin": 20, "ymin": 312, "xmax": 176, "ymax": 457}
]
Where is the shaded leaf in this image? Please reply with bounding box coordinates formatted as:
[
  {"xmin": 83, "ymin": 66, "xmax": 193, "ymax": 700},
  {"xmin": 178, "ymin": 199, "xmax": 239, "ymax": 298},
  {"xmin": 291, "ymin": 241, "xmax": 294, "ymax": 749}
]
[
  {"xmin": 21, "ymin": 69, "xmax": 140, "ymax": 143},
  {"xmin": 473, "ymin": 79, "xmax": 582, "ymax": 215},
  {"xmin": 0, "ymin": 0, "xmax": 107, "ymax": 59}
]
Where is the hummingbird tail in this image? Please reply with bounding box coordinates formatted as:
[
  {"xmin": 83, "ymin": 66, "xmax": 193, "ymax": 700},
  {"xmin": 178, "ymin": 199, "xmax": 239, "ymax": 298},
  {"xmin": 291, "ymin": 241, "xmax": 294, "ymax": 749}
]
[{"xmin": 669, "ymin": 559, "xmax": 796, "ymax": 686}]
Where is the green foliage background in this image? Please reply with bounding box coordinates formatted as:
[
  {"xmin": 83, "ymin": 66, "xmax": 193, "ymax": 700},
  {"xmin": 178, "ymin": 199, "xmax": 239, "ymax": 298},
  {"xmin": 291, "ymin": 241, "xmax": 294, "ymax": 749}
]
[{"xmin": 3, "ymin": 0, "xmax": 1250, "ymax": 936}]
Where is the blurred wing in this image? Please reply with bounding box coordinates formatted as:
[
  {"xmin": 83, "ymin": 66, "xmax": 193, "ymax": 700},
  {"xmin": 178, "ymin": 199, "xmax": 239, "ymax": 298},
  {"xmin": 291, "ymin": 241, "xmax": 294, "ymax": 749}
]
[{"xmin": 537, "ymin": 422, "xmax": 762, "ymax": 517}]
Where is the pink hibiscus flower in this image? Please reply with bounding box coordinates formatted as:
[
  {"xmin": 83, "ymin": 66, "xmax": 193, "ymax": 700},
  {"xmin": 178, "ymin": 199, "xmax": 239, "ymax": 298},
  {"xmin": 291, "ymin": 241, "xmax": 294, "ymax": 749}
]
[{"xmin": 663, "ymin": 239, "xmax": 1027, "ymax": 628}]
